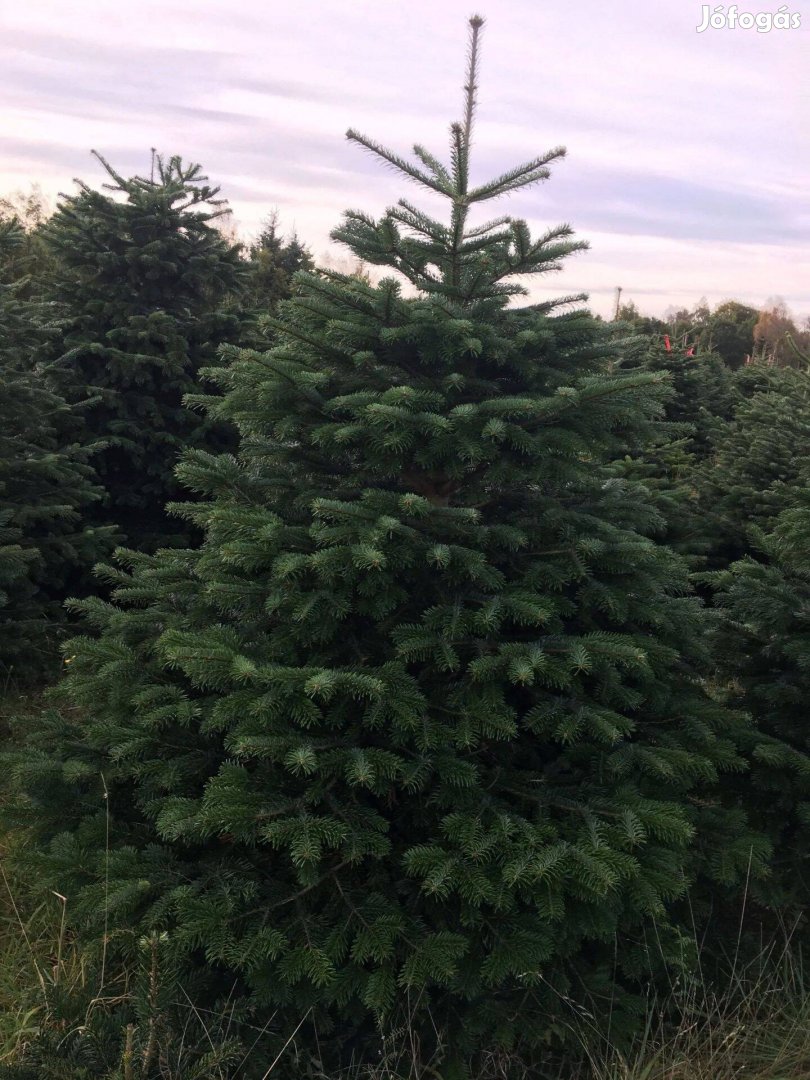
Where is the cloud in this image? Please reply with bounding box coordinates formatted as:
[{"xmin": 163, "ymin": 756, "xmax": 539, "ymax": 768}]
[{"xmin": 1, "ymin": 0, "xmax": 808, "ymax": 318}]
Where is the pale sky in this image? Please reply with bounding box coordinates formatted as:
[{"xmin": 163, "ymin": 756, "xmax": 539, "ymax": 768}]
[{"xmin": 1, "ymin": 0, "xmax": 808, "ymax": 318}]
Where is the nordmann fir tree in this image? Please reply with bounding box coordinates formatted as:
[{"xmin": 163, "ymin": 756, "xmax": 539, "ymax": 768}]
[
  {"xmin": 709, "ymin": 492, "xmax": 810, "ymax": 914},
  {"xmin": 40, "ymin": 153, "xmax": 246, "ymax": 552},
  {"xmin": 611, "ymin": 334, "xmax": 739, "ymax": 563},
  {"xmin": 2, "ymin": 18, "xmax": 766, "ymax": 1074},
  {"xmin": 698, "ymin": 363, "xmax": 810, "ymax": 568},
  {"xmin": 696, "ymin": 359, "xmax": 810, "ymax": 919},
  {"xmin": 245, "ymin": 210, "xmax": 314, "ymax": 311},
  {"xmin": 0, "ymin": 218, "xmax": 113, "ymax": 683}
]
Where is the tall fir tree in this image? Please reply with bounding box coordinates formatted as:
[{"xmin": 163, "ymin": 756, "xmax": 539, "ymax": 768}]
[
  {"xmin": 0, "ymin": 218, "xmax": 113, "ymax": 683},
  {"xmin": 698, "ymin": 363, "xmax": 810, "ymax": 567},
  {"xmin": 695, "ymin": 361, "xmax": 810, "ymax": 915},
  {"xmin": 710, "ymin": 492, "xmax": 810, "ymax": 911},
  {"xmin": 613, "ymin": 334, "xmax": 740, "ymax": 562},
  {"xmin": 40, "ymin": 153, "xmax": 247, "ymax": 551},
  {"xmin": 2, "ymin": 19, "xmax": 766, "ymax": 1074}
]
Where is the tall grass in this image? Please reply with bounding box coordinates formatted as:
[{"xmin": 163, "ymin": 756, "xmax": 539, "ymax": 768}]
[
  {"xmin": 567, "ymin": 941, "xmax": 810, "ymax": 1080},
  {"xmin": 1, "ymin": 687, "xmax": 810, "ymax": 1077},
  {"xmin": 1, "ymin": 859, "xmax": 809, "ymax": 1077},
  {"xmin": 0, "ymin": 839, "xmax": 90, "ymax": 1063},
  {"xmin": 301, "ymin": 930, "xmax": 810, "ymax": 1080}
]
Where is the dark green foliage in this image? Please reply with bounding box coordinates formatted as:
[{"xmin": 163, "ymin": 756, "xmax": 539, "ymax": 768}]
[
  {"xmin": 616, "ymin": 298, "xmax": 759, "ymax": 372},
  {"xmin": 611, "ymin": 332, "xmax": 740, "ymax": 562},
  {"xmin": 1, "ymin": 20, "xmax": 767, "ymax": 1074},
  {"xmin": 699, "ymin": 364, "xmax": 810, "ymax": 565},
  {"xmin": 245, "ymin": 210, "xmax": 314, "ymax": 311},
  {"xmin": 710, "ymin": 300, "xmax": 758, "ymax": 370},
  {"xmin": 700, "ymin": 364, "xmax": 810, "ymax": 914},
  {"xmin": 0, "ymin": 939, "xmax": 247, "ymax": 1079},
  {"xmin": 710, "ymin": 495, "xmax": 810, "ymax": 910},
  {"xmin": 40, "ymin": 153, "xmax": 247, "ymax": 552},
  {"xmin": 0, "ymin": 219, "xmax": 113, "ymax": 682},
  {"xmin": 642, "ymin": 347, "xmax": 737, "ymax": 452}
]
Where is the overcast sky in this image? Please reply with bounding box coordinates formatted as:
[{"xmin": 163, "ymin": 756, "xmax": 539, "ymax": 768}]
[{"xmin": 1, "ymin": 0, "xmax": 808, "ymax": 318}]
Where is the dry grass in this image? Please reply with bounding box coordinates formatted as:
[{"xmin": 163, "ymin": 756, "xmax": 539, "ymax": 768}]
[
  {"xmin": 0, "ymin": 840, "xmax": 91, "ymax": 1063},
  {"xmin": 1, "ymin": 686, "xmax": 810, "ymax": 1077},
  {"xmin": 556, "ymin": 930, "xmax": 810, "ymax": 1080}
]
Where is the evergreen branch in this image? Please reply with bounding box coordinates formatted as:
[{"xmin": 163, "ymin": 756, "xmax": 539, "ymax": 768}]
[
  {"xmin": 527, "ymin": 292, "xmax": 591, "ymax": 313},
  {"xmin": 463, "ymin": 214, "xmax": 513, "ymax": 239},
  {"xmin": 411, "ymin": 145, "xmax": 453, "ymax": 188},
  {"xmin": 89, "ymin": 149, "xmax": 128, "ymax": 192},
  {"xmin": 390, "ymin": 201, "xmax": 448, "ymax": 242},
  {"xmin": 462, "ymin": 15, "xmax": 485, "ymax": 151},
  {"xmin": 449, "ymin": 122, "xmax": 470, "ymax": 200},
  {"xmin": 467, "ymin": 147, "xmax": 567, "ymax": 203},
  {"xmin": 346, "ymin": 130, "xmax": 450, "ymax": 195},
  {"xmin": 264, "ymin": 857, "xmax": 355, "ymax": 912}
]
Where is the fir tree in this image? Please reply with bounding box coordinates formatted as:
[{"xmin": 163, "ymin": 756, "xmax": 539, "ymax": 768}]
[
  {"xmin": 696, "ymin": 362, "xmax": 810, "ymax": 913},
  {"xmin": 611, "ymin": 330, "xmax": 739, "ymax": 562},
  {"xmin": 0, "ymin": 186, "xmax": 52, "ymax": 287},
  {"xmin": 40, "ymin": 153, "xmax": 247, "ymax": 551},
  {"xmin": 710, "ymin": 493, "xmax": 810, "ymax": 910},
  {"xmin": 2, "ymin": 19, "xmax": 765, "ymax": 1073},
  {"xmin": 245, "ymin": 210, "xmax": 314, "ymax": 310},
  {"xmin": 0, "ymin": 219, "xmax": 113, "ymax": 682},
  {"xmin": 699, "ymin": 363, "xmax": 810, "ymax": 566}
]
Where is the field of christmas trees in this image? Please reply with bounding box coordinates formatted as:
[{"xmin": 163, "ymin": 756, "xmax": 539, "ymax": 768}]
[{"xmin": 3, "ymin": 16, "xmax": 810, "ymax": 1079}]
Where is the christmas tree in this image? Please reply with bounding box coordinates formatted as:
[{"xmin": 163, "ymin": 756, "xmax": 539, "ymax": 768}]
[
  {"xmin": 700, "ymin": 361, "xmax": 810, "ymax": 914},
  {"xmin": 245, "ymin": 210, "xmax": 314, "ymax": 310},
  {"xmin": 699, "ymin": 363, "xmax": 810, "ymax": 567},
  {"xmin": 40, "ymin": 153, "xmax": 247, "ymax": 551},
  {"xmin": 2, "ymin": 18, "xmax": 765, "ymax": 1073},
  {"xmin": 0, "ymin": 218, "xmax": 113, "ymax": 683},
  {"xmin": 710, "ymin": 493, "xmax": 810, "ymax": 911},
  {"xmin": 613, "ymin": 333, "xmax": 740, "ymax": 562},
  {"xmin": 0, "ymin": 187, "xmax": 52, "ymax": 287}
]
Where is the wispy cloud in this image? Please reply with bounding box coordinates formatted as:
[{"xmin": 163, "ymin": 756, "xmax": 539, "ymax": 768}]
[{"xmin": 1, "ymin": 0, "xmax": 807, "ymax": 317}]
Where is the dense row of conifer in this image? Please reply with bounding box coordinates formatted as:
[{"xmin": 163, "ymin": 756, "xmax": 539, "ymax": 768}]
[{"xmin": 1, "ymin": 18, "xmax": 809, "ymax": 1078}]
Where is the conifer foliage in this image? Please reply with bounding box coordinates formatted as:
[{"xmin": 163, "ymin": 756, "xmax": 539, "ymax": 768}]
[
  {"xmin": 41, "ymin": 153, "xmax": 246, "ymax": 551},
  {"xmin": 615, "ymin": 337, "xmax": 739, "ymax": 561},
  {"xmin": 245, "ymin": 210, "xmax": 314, "ymax": 311},
  {"xmin": 705, "ymin": 366, "xmax": 810, "ymax": 911},
  {"xmin": 699, "ymin": 364, "xmax": 810, "ymax": 566},
  {"xmin": 0, "ymin": 219, "xmax": 112, "ymax": 681},
  {"xmin": 710, "ymin": 496, "xmax": 810, "ymax": 911},
  {"xmin": 3, "ymin": 19, "xmax": 763, "ymax": 1072}
]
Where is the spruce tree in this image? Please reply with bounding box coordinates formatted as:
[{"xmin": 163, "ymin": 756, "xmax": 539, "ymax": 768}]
[
  {"xmin": 40, "ymin": 153, "xmax": 247, "ymax": 551},
  {"xmin": 0, "ymin": 219, "xmax": 113, "ymax": 683},
  {"xmin": 2, "ymin": 19, "xmax": 765, "ymax": 1072}
]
